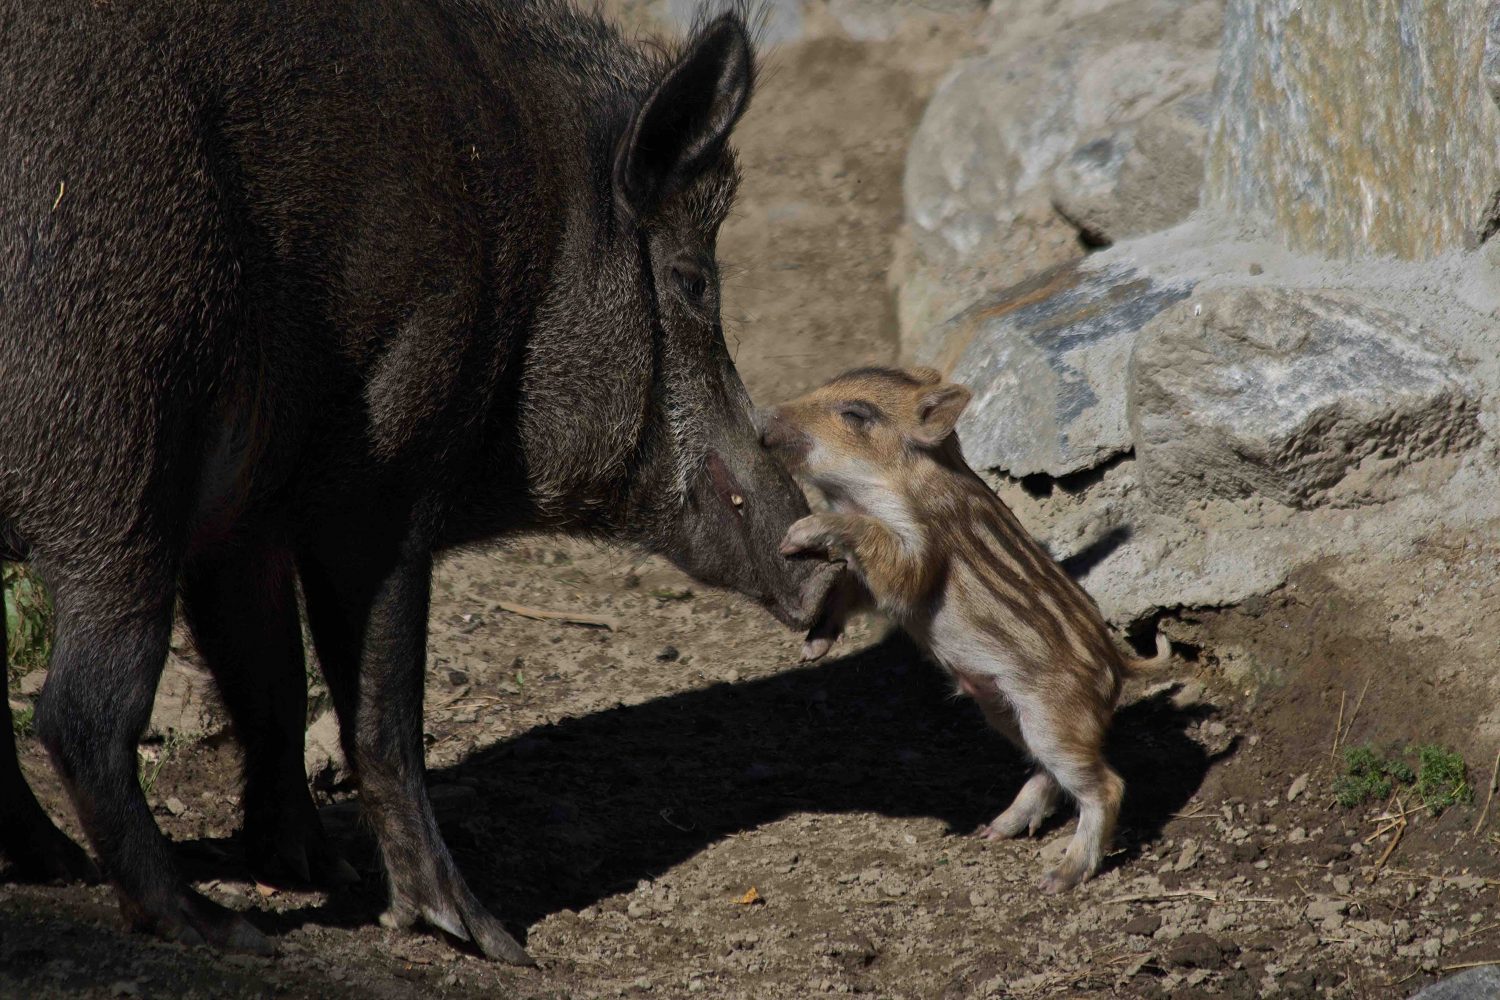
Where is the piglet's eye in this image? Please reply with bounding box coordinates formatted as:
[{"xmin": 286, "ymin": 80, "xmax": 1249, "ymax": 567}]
[{"xmin": 839, "ymin": 406, "xmax": 873, "ymax": 430}]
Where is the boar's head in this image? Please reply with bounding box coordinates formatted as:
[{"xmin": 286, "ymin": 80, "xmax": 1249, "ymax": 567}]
[{"xmin": 511, "ymin": 12, "xmax": 839, "ymax": 629}]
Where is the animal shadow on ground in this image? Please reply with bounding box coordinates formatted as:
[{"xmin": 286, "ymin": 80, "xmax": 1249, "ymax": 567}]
[{"xmin": 252, "ymin": 632, "xmax": 1230, "ymax": 945}]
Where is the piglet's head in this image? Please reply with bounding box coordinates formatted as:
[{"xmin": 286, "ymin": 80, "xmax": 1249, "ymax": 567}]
[{"xmin": 759, "ymin": 366, "xmax": 972, "ymax": 508}]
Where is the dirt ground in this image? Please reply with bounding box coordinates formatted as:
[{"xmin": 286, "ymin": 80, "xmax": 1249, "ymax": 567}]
[{"xmin": 5, "ymin": 10, "xmax": 1500, "ymax": 1000}]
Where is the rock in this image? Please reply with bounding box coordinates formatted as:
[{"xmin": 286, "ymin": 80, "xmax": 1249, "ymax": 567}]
[
  {"xmin": 1052, "ymin": 91, "xmax": 1213, "ymax": 247},
  {"xmin": 1122, "ymin": 912, "xmax": 1163, "ymax": 937},
  {"xmin": 1130, "ymin": 288, "xmax": 1481, "ymax": 510},
  {"xmin": 1304, "ymin": 897, "xmax": 1348, "ymax": 923},
  {"xmin": 1207, "ymin": 1, "xmax": 1500, "ymax": 258},
  {"xmin": 925, "ymin": 257, "xmax": 1195, "ymax": 476},
  {"xmin": 1409, "ymin": 965, "xmax": 1500, "ymax": 999},
  {"xmin": 1310, "ymin": 841, "xmax": 1350, "ymax": 865},
  {"xmin": 146, "ymin": 652, "xmax": 226, "ymax": 741},
  {"xmin": 163, "ymin": 796, "xmax": 187, "ymax": 817},
  {"xmin": 900, "ymin": 0, "xmax": 1222, "ymax": 344},
  {"xmin": 1166, "ymin": 932, "xmax": 1229, "ymax": 969},
  {"xmin": 305, "ymin": 710, "xmax": 347, "ymax": 789},
  {"xmin": 1230, "ymin": 840, "xmax": 1260, "ymax": 863}
]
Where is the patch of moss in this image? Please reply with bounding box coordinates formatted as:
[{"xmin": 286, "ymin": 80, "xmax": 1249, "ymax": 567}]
[
  {"xmin": 1333, "ymin": 742, "xmax": 1472, "ymax": 816},
  {"xmin": 1333, "ymin": 744, "xmax": 1409, "ymax": 808},
  {"xmin": 10, "ymin": 704, "xmax": 34, "ymax": 738},
  {"xmin": 1412, "ymin": 744, "xmax": 1472, "ymax": 816}
]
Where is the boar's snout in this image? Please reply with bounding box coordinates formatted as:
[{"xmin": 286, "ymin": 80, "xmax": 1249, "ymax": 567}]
[
  {"xmin": 663, "ymin": 441, "xmax": 840, "ymax": 632},
  {"xmin": 756, "ymin": 407, "xmax": 807, "ymax": 459}
]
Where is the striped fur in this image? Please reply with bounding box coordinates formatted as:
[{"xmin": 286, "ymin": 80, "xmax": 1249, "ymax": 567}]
[{"xmin": 768, "ymin": 367, "xmax": 1165, "ymax": 892}]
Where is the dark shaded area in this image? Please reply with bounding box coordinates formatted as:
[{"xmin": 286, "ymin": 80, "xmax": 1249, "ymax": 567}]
[
  {"xmin": 7, "ymin": 634, "xmax": 1226, "ymax": 962},
  {"xmin": 1015, "ymin": 449, "xmax": 1134, "ymax": 500},
  {"xmin": 1058, "ymin": 524, "xmax": 1132, "ymax": 581},
  {"xmin": 254, "ymin": 634, "xmax": 1224, "ymax": 945}
]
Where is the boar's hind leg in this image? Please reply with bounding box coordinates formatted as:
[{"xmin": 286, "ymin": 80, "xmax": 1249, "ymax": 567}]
[
  {"xmin": 182, "ymin": 542, "xmax": 357, "ymax": 887},
  {"xmin": 299, "ymin": 544, "xmax": 533, "ymax": 965},
  {"xmin": 34, "ymin": 575, "xmax": 271, "ymax": 953},
  {"xmin": 0, "ymin": 594, "xmax": 100, "ymax": 882}
]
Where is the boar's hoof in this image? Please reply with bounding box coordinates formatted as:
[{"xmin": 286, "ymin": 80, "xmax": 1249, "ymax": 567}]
[
  {"xmin": 243, "ymin": 807, "xmax": 359, "ymax": 889},
  {"xmin": 125, "ymin": 887, "xmax": 273, "ymax": 955},
  {"xmin": 380, "ymin": 870, "xmax": 534, "ymax": 965},
  {"xmin": 0, "ymin": 815, "xmax": 101, "ymax": 884}
]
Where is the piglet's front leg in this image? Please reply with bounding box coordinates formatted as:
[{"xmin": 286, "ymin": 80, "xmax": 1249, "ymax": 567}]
[
  {"xmin": 798, "ymin": 574, "xmax": 870, "ymax": 661},
  {"xmin": 779, "ymin": 512, "xmax": 932, "ymax": 623}
]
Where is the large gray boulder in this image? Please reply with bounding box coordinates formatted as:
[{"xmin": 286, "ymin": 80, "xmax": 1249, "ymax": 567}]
[
  {"xmin": 899, "ymin": 0, "xmax": 1222, "ymax": 344},
  {"xmin": 1207, "ymin": 0, "xmax": 1500, "ymax": 259},
  {"xmin": 1408, "ymin": 965, "xmax": 1500, "ymax": 1000},
  {"xmin": 922, "ymin": 257, "xmax": 1194, "ymax": 477},
  {"xmin": 1129, "ymin": 288, "xmax": 1483, "ymax": 510},
  {"xmin": 1050, "ymin": 91, "xmax": 1213, "ymax": 248}
]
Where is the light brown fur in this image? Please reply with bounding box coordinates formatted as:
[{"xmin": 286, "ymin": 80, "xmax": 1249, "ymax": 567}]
[{"xmin": 763, "ymin": 366, "xmax": 1168, "ymax": 891}]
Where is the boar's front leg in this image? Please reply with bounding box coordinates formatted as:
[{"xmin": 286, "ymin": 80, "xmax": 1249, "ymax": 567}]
[
  {"xmin": 298, "ymin": 535, "xmax": 532, "ymax": 965},
  {"xmin": 181, "ymin": 541, "xmax": 357, "ymax": 887}
]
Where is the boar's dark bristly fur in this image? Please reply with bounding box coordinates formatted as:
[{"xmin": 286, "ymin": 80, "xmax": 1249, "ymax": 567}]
[{"xmin": 0, "ymin": 0, "xmax": 836, "ymax": 962}]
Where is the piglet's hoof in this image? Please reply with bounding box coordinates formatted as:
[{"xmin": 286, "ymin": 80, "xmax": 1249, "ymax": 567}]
[
  {"xmin": 800, "ymin": 635, "xmax": 836, "ymax": 661},
  {"xmin": 1037, "ymin": 865, "xmax": 1087, "ymax": 895}
]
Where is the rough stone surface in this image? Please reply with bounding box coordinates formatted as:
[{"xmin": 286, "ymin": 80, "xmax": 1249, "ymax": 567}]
[
  {"xmin": 1207, "ymin": 0, "xmax": 1500, "ymax": 259},
  {"xmin": 826, "ymin": 0, "xmax": 982, "ymax": 42},
  {"xmin": 146, "ymin": 652, "xmax": 225, "ymax": 741},
  {"xmin": 1408, "ymin": 965, "xmax": 1500, "ymax": 1000},
  {"xmin": 1051, "ymin": 91, "xmax": 1212, "ymax": 247},
  {"xmin": 1129, "ymin": 287, "xmax": 1482, "ymax": 510},
  {"xmin": 920, "ymin": 257, "xmax": 1194, "ymax": 477},
  {"xmin": 899, "ymin": 0, "xmax": 1222, "ymax": 343},
  {"xmin": 305, "ymin": 710, "xmax": 347, "ymax": 789}
]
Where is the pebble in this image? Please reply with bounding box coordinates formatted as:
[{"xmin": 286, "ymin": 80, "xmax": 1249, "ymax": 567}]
[
  {"xmin": 1286, "ymin": 773, "xmax": 1309, "ymax": 802},
  {"xmin": 164, "ymin": 796, "xmax": 187, "ymax": 816}
]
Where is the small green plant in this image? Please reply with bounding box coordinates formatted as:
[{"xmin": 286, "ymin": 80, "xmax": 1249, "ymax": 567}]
[
  {"xmin": 11, "ymin": 704, "xmax": 34, "ymax": 738},
  {"xmin": 138, "ymin": 729, "xmax": 196, "ymax": 798},
  {"xmin": 3, "ymin": 563, "xmax": 53, "ymax": 675},
  {"xmin": 1333, "ymin": 744, "xmax": 1411, "ymax": 808},
  {"xmin": 1412, "ymin": 744, "xmax": 1473, "ymax": 816},
  {"xmin": 1333, "ymin": 742, "xmax": 1472, "ymax": 816}
]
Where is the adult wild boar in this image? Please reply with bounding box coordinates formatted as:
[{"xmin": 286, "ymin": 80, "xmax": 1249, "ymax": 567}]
[{"xmin": 0, "ymin": 0, "xmax": 836, "ymax": 964}]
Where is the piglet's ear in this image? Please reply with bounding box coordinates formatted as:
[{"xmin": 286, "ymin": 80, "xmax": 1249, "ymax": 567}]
[
  {"xmin": 614, "ymin": 14, "xmax": 754, "ymax": 220},
  {"xmin": 912, "ymin": 383, "xmax": 972, "ymax": 448}
]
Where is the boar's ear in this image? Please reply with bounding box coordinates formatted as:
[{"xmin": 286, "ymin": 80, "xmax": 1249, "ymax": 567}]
[
  {"xmin": 614, "ymin": 14, "xmax": 753, "ymax": 220},
  {"xmin": 911, "ymin": 383, "xmax": 972, "ymax": 448}
]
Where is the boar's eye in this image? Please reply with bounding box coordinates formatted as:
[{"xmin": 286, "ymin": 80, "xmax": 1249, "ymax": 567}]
[
  {"xmin": 839, "ymin": 401, "xmax": 876, "ymax": 430},
  {"xmin": 672, "ymin": 263, "xmax": 711, "ymax": 306}
]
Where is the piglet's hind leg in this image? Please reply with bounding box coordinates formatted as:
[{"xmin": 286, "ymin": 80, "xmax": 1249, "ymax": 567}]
[
  {"xmin": 955, "ymin": 671, "xmax": 1062, "ymax": 840},
  {"xmin": 1014, "ymin": 696, "xmax": 1123, "ymax": 893}
]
